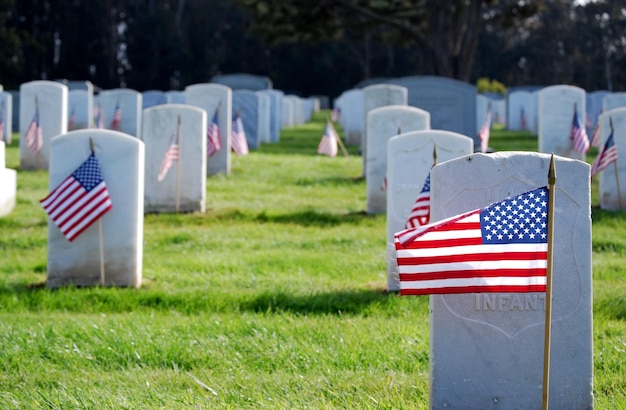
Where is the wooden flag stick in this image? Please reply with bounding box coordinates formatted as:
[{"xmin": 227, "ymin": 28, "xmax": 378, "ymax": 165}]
[
  {"xmin": 613, "ymin": 161, "xmax": 623, "ymax": 210},
  {"xmin": 90, "ymin": 137, "xmax": 106, "ymax": 287},
  {"xmin": 176, "ymin": 115, "xmax": 182, "ymax": 213},
  {"xmin": 542, "ymin": 153, "xmax": 557, "ymax": 410}
]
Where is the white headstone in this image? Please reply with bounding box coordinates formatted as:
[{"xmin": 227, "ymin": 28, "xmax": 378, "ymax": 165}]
[
  {"xmin": 507, "ymin": 90, "xmax": 536, "ymax": 132},
  {"xmin": 602, "ymin": 92, "xmax": 626, "ymax": 112},
  {"xmin": 386, "ymin": 130, "xmax": 473, "ymax": 291},
  {"xmin": 142, "ymin": 90, "xmax": 167, "ymax": 109},
  {"xmin": 428, "ymin": 151, "xmax": 592, "ymax": 409},
  {"xmin": 256, "ymin": 91, "xmax": 271, "ymax": 144},
  {"xmin": 0, "ymin": 141, "xmax": 17, "ymax": 217},
  {"xmin": 68, "ymin": 89, "xmax": 93, "ymax": 130},
  {"xmin": 46, "ymin": 130, "xmax": 144, "ymax": 288},
  {"xmin": 366, "ymin": 105, "xmax": 430, "ymax": 214},
  {"xmin": 97, "ymin": 88, "xmax": 143, "ymax": 138},
  {"xmin": 282, "ymin": 96, "xmax": 297, "ymax": 128},
  {"xmin": 586, "ymin": 90, "xmax": 609, "ymax": 131},
  {"xmin": 337, "ymin": 89, "xmax": 364, "ymax": 145},
  {"xmin": 20, "ymin": 80, "xmax": 68, "ymax": 170},
  {"xmin": 491, "ymin": 98, "xmax": 506, "ymax": 126},
  {"xmin": 596, "ymin": 107, "xmax": 626, "ymax": 210},
  {"xmin": 166, "ymin": 91, "xmax": 185, "ymax": 104},
  {"xmin": 538, "ymin": 85, "xmax": 586, "ymax": 160},
  {"xmin": 476, "ymin": 94, "xmax": 490, "ymax": 134},
  {"xmin": 185, "ymin": 83, "xmax": 232, "ymax": 176},
  {"xmin": 143, "ymin": 104, "xmax": 207, "ymax": 213},
  {"xmin": 1, "ymin": 92, "xmax": 12, "ymax": 144},
  {"xmin": 259, "ymin": 90, "xmax": 284, "ymax": 142}
]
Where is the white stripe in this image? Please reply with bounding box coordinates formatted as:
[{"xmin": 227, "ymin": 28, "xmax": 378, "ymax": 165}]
[
  {"xmin": 398, "ymin": 258, "xmax": 547, "ymax": 274},
  {"xmin": 397, "ymin": 242, "xmax": 547, "ymax": 258},
  {"xmin": 400, "ymin": 276, "xmax": 547, "ymax": 290},
  {"xmin": 57, "ymin": 183, "xmax": 109, "ymax": 230},
  {"xmin": 48, "ymin": 183, "xmax": 86, "ymax": 220},
  {"xmin": 41, "ymin": 177, "xmax": 77, "ymax": 209},
  {"xmin": 65, "ymin": 197, "xmax": 112, "ymax": 240}
]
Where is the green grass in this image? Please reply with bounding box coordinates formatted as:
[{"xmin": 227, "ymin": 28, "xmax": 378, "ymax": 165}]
[{"xmin": 0, "ymin": 114, "xmax": 624, "ymax": 409}]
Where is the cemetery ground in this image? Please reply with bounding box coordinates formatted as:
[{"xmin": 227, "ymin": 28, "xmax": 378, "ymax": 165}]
[{"xmin": 1, "ymin": 114, "xmax": 625, "ymax": 409}]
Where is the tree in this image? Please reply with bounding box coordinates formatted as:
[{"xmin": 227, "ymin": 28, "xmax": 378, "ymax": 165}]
[{"xmin": 233, "ymin": 0, "xmax": 541, "ymax": 82}]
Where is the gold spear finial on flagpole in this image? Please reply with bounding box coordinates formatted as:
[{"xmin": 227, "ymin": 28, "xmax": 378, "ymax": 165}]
[{"xmin": 542, "ymin": 153, "xmax": 557, "ymax": 410}]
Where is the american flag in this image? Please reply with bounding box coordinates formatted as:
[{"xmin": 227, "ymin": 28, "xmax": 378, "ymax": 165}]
[
  {"xmin": 207, "ymin": 109, "xmax": 222, "ymax": 157},
  {"xmin": 40, "ymin": 153, "xmax": 113, "ymax": 242},
  {"xmin": 110, "ymin": 100, "xmax": 121, "ymax": 130},
  {"xmin": 157, "ymin": 133, "xmax": 179, "ymax": 182},
  {"xmin": 520, "ymin": 106, "xmax": 527, "ymax": 131},
  {"xmin": 317, "ymin": 121, "xmax": 338, "ymax": 157},
  {"xmin": 590, "ymin": 128, "xmax": 618, "ymax": 178},
  {"xmin": 380, "ymin": 176, "xmax": 387, "ymax": 191},
  {"xmin": 479, "ymin": 107, "xmax": 492, "ymax": 153},
  {"xmin": 231, "ymin": 113, "xmax": 249, "ymax": 156},
  {"xmin": 395, "ymin": 187, "xmax": 549, "ymax": 295},
  {"xmin": 570, "ymin": 110, "xmax": 589, "ymax": 154},
  {"xmin": 331, "ymin": 107, "xmax": 341, "ymax": 122},
  {"xmin": 590, "ymin": 123, "xmax": 601, "ymax": 148},
  {"xmin": 94, "ymin": 104, "xmax": 104, "ymax": 129},
  {"xmin": 405, "ymin": 173, "xmax": 431, "ymax": 229},
  {"xmin": 25, "ymin": 104, "xmax": 43, "ymax": 154},
  {"xmin": 68, "ymin": 106, "xmax": 76, "ymax": 130}
]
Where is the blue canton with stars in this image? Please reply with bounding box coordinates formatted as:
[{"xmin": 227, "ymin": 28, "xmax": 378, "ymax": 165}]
[
  {"xmin": 71, "ymin": 154, "xmax": 104, "ymax": 192},
  {"xmin": 479, "ymin": 187, "xmax": 548, "ymax": 244},
  {"xmin": 420, "ymin": 173, "xmax": 431, "ymax": 194}
]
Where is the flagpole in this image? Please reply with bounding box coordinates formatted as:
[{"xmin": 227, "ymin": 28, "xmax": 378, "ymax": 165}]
[
  {"xmin": 90, "ymin": 136, "xmax": 106, "ymax": 286},
  {"xmin": 542, "ymin": 153, "xmax": 557, "ymax": 410},
  {"xmin": 326, "ymin": 115, "xmax": 349, "ymax": 157},
  {"xmin": 176, "ymin": 115, "xmax": 181, "ymax": 213}
]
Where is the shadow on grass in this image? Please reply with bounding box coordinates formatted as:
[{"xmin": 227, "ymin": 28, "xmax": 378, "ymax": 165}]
[{"xmin": 0, "ymin": 285, "xmax": 417, "ymax": 316}]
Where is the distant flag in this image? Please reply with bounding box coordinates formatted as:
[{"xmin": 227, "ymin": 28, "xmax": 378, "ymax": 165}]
[
  {"xmin": 331, "ymin": 107, "xmax": 341, "ymax": 122},
  {"xmin": 520, "ymin": 106, "xmax": 527, "ymax": 130},
  {"xmin": 25, "ymin": 102, "xmax": 44, "ymax": 154},
  {"xmin": 94, "ymin": 104, "xmax": 105, "ymax": 129},
  {"xmin": 40, "ymin": 153, "xmax": 113, "ymax": 242},
  {"xmin": 207, "ymin": 108, "xmax": 222, "ymax": 157},
  {"xmin": 590, "ymin": 123, "xmax": 601, "ymax": 148},
  {"xmin": 380, "ymin": 176, "xmax": 387, "ymax": 191},
  {"xmin": 231, "ymin": 112, "xmax": 249, "ymax": 156},
  {"xmin": 590, "ymin": 127, "xmax": 618, "ymax": 178},
  {"xmin": 570, "ymin": 109, "xmax": 589, "ymax": 154},
  {"xmin": 317, "ymin": 121, "xmax": 338, "ymax": 157},
  {"xmin": 405, "ymin": 172, "xmax": 431, "ymax": 229},
  {"xmin": 157, "ymin": 132, "xmax": 179, "ymax": 182},
  {"xmin": 479, "ymin": 105, "xmax": 492, "ymax": 153},
  {"xmin": 110, "ymin": 100, "xmax": 121, "ymax": 130},
  {"xmin": 394, "ymin": 187, "xmax": 549, "ymax": 296},
  {"xmin": 68, "ymin": 105, "xmax": 76, "ymax": 130}
]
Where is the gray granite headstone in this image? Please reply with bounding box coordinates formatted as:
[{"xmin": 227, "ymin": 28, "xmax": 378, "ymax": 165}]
[
  {"xmin": 233, "ymin": 90, "xmax": 261, "ymax": 150},
  {"xmin": 386, "ymin": 76, "xmax": 477, "ymax": 147},
  {"xmin": 538, "ymin": 85, "xmax": 586, "ymax": 161},
  {"xmin": 386, "ymin": 130, "xmax": 473, "ymax": 292},
  {"xmin": 68, "ymin": 89, "xmax": 93, "ymax": 130},
  {"xmin": 9, "ymin": 90, "xmax": 19, "ymax": 133},
  {"xmin": 143, "ymin": 104, "xmax": 206, "ymax": 213},
  {"xmin": 0, "ymin": 141, "xmax": 17, "ymax": 217},
  {"xmin": 337, "ymin": 89, "xmax": 364, "ymax": 145},
  {"xmin": 19, "ymin": 80, "xmax": 68, "ymax": 170},
  {"xmin": 184, "ymin": 83, "xmax": 232, "ymax": 176},
  {"xmin": 97, "ymin": 88, "xmax": 143, "ymax": 138},
  {"xmin": 282, "ymin": 97, "xmax": 295, "ymax": 128},
  {"xmin": 366, "ymin": 105, "xmax": 430, "ymax": 214},
  {"xmin": 596, "ymin": 107, "xmax": 626, "ymax": 210},
  {"xmin": 46, "ymin": 130, "xmax": 144, "ymax": 288},
  {"xmin": 166, "ymin": 91, "xmax": 185, "ymax": 104},
  {"xmin": 1, "ymin": 92, "xmax": 13, "ymax": 144},
  {"xmin": 428, "ymin": 151, "xmax": 592, "ymax": 409},
  {"xmin": 476, "ymin": 94, "xmax": 490, "ymax": 135},
  {"xmin": 211, "ymin": 73, "xmax": 272, "ymax": 91}
]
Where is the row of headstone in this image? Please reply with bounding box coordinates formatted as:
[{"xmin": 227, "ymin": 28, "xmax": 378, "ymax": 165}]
[{"xmin": 0, "ymin": 141, "xmax": 16, "ymax": 217}]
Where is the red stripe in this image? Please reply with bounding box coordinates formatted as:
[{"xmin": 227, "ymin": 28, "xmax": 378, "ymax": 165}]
[
  {"xmin": 53, "ymin": 189, "xmax": 89, "ymax": 226},
  {"xmin": 398, "ymin": 236, "xmax": 483, "ymax": 250},
  {"xmin": 45, "ymin": 183, "xmax": 83, "ymax": 216},
  {"xmin": 62, "ymin": 190, "xmax": 112, "ymax": 236},
  {"xmin": 399, "ymin": 268, "xmax": 546, "ymax": 281},
  {"xmin": 67, "ymin": 203, "xmax": 112, "ymax": 242},
  {"xmin": 400, "ymin": 284, "xmax": 546, "ymax": 296},
  {"xmin": 397, "ymin": 251, "xmax": 548, "ymax": 265}
]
